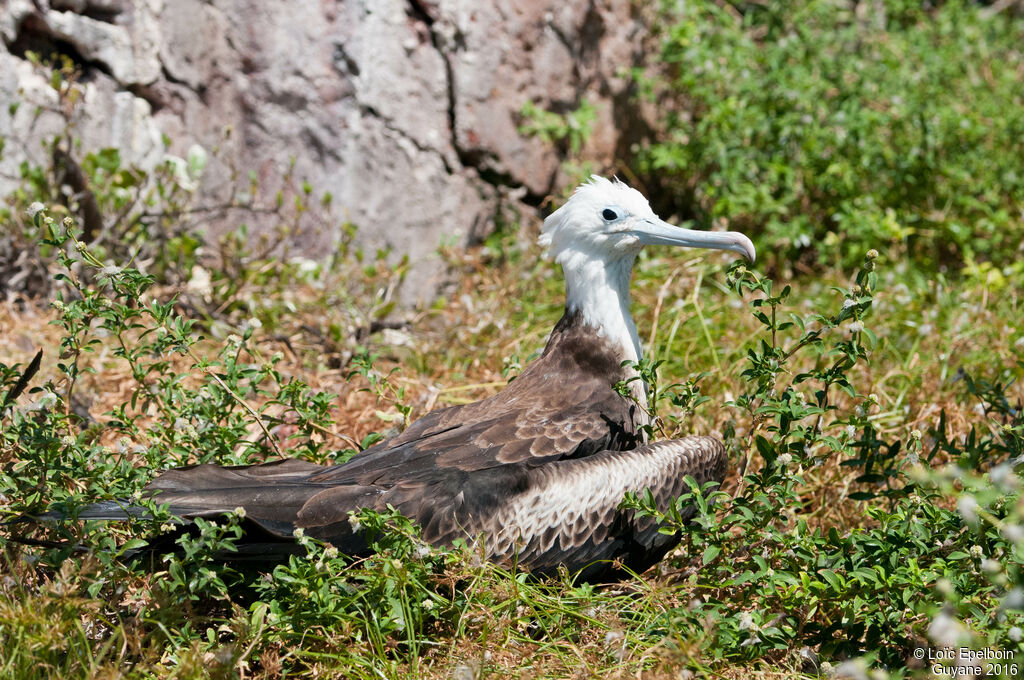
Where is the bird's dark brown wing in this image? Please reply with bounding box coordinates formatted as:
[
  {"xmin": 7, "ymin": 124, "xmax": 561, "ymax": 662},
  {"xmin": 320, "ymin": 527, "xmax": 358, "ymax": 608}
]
[
  {"xmin": 307, "ymin": 349, "xmax": 643, "ymax": 486},
  {"xmin": 112, "ymin": 435, "xmax": 723, "ymax": 577},
  {"xmin": 298, "ymin": 436, "xmax": 726, "ymax": 578}
]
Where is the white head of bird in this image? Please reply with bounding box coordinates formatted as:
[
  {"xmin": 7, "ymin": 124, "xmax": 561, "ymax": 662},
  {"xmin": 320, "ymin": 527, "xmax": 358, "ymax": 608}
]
[{"xmin": 540, "ymin": 175, "xmax": 756, "ymax": 363}]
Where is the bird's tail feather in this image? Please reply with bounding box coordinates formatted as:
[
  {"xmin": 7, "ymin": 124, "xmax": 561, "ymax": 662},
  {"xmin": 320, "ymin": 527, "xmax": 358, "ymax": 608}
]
[
  {"xmin": 9, "ymin": 458, "xmax": 367, "ymax": 563},
  {"xmin": 30, "ymin": 459, "xmax": 338, "ymax": 546},
  {"xmin": 137, "ymin": 459, "xmax": 333, "ymax": 539}
]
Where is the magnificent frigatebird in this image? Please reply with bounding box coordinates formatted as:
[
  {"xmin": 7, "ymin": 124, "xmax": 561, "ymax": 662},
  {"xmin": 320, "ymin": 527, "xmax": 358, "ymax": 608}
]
[{"xmin": 70, "ymin": 176, "xmax": 754, "ymax": 579}]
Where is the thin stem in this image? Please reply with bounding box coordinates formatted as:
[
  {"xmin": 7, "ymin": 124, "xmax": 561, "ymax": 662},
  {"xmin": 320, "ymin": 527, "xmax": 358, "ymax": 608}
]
[{"xmin": 185, "ymin": 347, "xmax": 284, "ymax": 458}]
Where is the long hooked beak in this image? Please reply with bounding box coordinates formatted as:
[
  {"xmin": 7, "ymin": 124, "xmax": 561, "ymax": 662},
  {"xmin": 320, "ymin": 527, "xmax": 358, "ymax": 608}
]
[{"xmin": 634, "ymin": 218, "xmax": 756, "ymax": 262}]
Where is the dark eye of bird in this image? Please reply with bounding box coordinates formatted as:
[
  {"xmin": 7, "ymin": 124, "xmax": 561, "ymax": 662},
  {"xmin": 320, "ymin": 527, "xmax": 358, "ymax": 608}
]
[{"xmin": 602, "ymin": 208, "xmax": 618, "ymax": 221}]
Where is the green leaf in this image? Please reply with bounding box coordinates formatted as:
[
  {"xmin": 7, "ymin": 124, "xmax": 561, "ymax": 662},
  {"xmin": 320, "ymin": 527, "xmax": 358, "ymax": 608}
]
[{"xmin": 819, "ymin": 569, "xmax": 845, "ymax": 591}]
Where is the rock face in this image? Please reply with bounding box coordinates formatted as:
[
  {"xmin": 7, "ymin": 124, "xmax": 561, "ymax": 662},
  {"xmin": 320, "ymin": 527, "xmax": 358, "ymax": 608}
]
[{"xmin": 0, "ymin": 0, "xmax": 652, "ymax": 301}]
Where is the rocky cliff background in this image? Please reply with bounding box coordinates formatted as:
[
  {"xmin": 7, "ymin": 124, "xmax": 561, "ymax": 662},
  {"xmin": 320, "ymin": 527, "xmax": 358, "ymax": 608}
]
[{"xmin": 0, "ymin": 0, "xmax": 654, "ymax": 299}]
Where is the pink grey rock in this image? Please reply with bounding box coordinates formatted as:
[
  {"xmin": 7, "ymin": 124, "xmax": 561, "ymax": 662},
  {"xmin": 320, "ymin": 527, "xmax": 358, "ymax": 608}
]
[{"xmin": 0, "ymin": 0, "xmax": 652, "ymax": 302}]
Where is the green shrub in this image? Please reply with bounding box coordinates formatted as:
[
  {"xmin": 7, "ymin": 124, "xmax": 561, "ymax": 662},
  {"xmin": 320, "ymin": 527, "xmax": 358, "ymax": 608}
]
[
  {"xmin": 624, "ymin": 255, "xmax": 1024, "ymax": 670},
  {"xmin": 637, "ymin": 0, "xmax": 1024, "ymax": 273}
]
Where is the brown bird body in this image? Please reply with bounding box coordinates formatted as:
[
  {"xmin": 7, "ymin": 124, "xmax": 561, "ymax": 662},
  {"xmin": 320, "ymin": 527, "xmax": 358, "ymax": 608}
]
[{"xmin": 70, "ymin": 176, "xmax": 754, "ymax": 579}]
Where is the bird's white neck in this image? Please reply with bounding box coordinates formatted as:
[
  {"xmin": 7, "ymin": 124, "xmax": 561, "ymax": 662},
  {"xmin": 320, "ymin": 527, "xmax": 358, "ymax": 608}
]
[{"xmin": 560, "ymin": 249, "xmax": 642, "ymax": 365}]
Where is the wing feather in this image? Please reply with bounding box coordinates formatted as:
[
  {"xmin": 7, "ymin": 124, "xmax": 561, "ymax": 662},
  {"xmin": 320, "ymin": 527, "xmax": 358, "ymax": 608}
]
[
  {"xmin": 309, "ymin": 376, "xmax": 641, "ymax": 486},
  {"xmin": 480, "ymin": 436, "xmax": 727, "ymax": 577}
]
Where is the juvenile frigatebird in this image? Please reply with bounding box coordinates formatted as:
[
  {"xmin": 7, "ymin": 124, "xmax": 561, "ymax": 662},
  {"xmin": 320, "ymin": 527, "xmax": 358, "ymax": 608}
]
[{"xmin": 71, "ymin": 176, "xmax": 754, "ymax": 579}]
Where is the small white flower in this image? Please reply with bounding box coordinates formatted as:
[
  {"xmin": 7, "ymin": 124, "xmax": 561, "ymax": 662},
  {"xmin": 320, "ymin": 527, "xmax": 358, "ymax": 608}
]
[
  {"xmin": 100, "ymin": 265, "xmax": 122, "ymax": 277},
  {"xmin": 242, "ymin": 317, "xmax": 262, "ymax": 332},
  {"xmin": 233, "ymin": 506, "xmax": 246, "ymax": 519},
  {"xmin": 928, "ymin": 611, "xmax": 967, "ymax": 647},
  {"xmin": 60, "ymin": 435, "xmax": 76, "ymax": 446},
  {"xmin": 292, "ymin": 527, "xmax": 305, "ymax": 539},
  {"xmin": 226, "ymin": 334, "xmax": 242, "ymax": 346},
  {"xmin": 847, "ymin": 321, "xmax": 864, "ymax": 334},
  {"xmin": 291, "ymin": 257, "xmax": 319, "ymax": 275},
  {"xmin": 846, "ymin": 425, "xmax": 857, "ymax": 438},
  {"xmin": 186, "ymin": 265, "xmax": 212, "ymax": 298},
  {"xmin": 958, "ymin": 495, "xmax": 979, "ymax": 524},
  {"xmin": 990, "ymin": 463, "xmax": 1018, "ymax": 490},
  {"xmin": 414, "ymin": 543, "xmax": 431, "ymax": 560},
  {"xmin": 164, "ymin": 155, "xmax": 198, "ymax": 192},
  {"xmin": 603, "ymin": 630, "xmax": 624, "ymax": 646},
  {"xmin": 969, "ymin": 544, "xmax": 984, "ymax": 559},
  {"xmin": 842, "ymin": 298, "xmax": 857, "ymax": 309},
  {"xmin": 737, "ymin": 611, "xmax": 756, "ymax": 631},
  {"xmin": 777, "ymin": 453, "xmax": 793, "ymax": 467},
  {"xmin": 26, "ymin": 202, "xmax": 46, "ymax": 218},
  {"xmin": 833, "ymin": 660, "xmax": 868, "ymax": 680},
  {"xmin": 422, "ymin": 598, "xmax": 434, "ymax": 611},
  {"xmin": 187, "ymin": 144, "xmax": 208, "ymax": 176},
  {"xmin": 1003, "ymin": 524, "xmax": 1024, "ymax": 543},
  {"xmin": 323, "ymin": 546, "xmax": 339, "ymax": 560},
  {"xmin": 348, "ymin": 515, "xmax": 362, "ymax": 532},
  {"xmin": 451, "ymin": 663, "xmax": 476, "ymax": 680},
  {"xmin": 1010, "ymin": 626, "xmax": 1023, "ymax": 642},
  {"xmin": 22, "ymin": 391, "xmax": 58, "ymax": 412}
]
